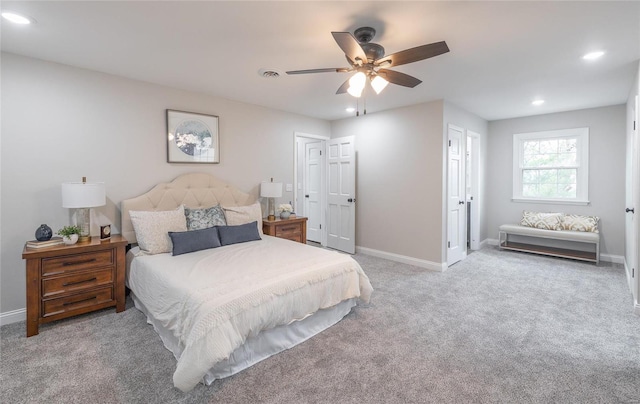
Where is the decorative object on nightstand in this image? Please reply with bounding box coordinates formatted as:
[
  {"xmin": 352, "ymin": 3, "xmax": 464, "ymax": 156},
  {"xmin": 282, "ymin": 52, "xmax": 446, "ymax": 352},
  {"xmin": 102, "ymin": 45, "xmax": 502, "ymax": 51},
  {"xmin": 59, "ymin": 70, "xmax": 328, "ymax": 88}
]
[
  {"xmin": 35, "ymin": 224, "xmax": 53, "ymax": 241},
  {"xmin": 260, "ymin": 178, "xmax": 282, "ymax": 221},
  {"xmin": 57, "ymin": 225, "xmax": 81, "ymax": 245},
  {"xmin": 26, "ymin": 237, "xmax": 63, "ymax": 249},
  {"xmin": 21, "ymin": 235, "xmax": 128, "ymax": 337},
  {"xmin": 262, "ymin": 216, "xmax": 308, "ymax": 244},
  {"xmin": 278, "ymin": 203, "xmax": 293, "ymax": 219},
  {"xmin": 62, "ymin": 177, "xmax": 106, "ymax": 243},
  {"xmin": 100, "ymin": 224, "xmax": 111, "ymax": 240}
]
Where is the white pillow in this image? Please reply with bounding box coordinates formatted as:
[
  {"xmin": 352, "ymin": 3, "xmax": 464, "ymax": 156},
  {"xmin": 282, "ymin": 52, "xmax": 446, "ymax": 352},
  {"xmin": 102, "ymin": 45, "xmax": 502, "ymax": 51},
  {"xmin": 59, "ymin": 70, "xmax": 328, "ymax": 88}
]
[
  {"xmin": 561, "ymin": 214, "xmax": 599, "ymax": 233},
  {"xmin": 520, "ymin": 211, "xmax": 563, "ymax": 231},
  {"xmin": 130, "ymin": 205, "xmax": 187, "ymax": 254},
  {"xmin": 222, "ymin": 201, "xmax": 263, "ymax": 235}
]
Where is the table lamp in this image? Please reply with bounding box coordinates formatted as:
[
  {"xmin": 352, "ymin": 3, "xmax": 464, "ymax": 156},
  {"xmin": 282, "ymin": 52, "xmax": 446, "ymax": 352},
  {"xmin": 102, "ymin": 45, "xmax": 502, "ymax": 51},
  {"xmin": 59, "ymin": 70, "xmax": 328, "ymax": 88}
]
[
  {"xmin": 260, "ymin": 178, "xmax": 282, "ymax": 221},
  {"xmin": 62, "ymin": 177, "xmax": 106, "ymax": 242}
]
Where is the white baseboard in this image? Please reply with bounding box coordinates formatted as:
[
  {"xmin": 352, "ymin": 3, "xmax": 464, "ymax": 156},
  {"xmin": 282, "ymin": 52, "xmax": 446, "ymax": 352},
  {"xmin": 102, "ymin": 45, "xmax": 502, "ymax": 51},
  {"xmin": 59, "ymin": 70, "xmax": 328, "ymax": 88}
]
[
  {"xmin": 600, "ymin": 254, "xmax": 624, "ymax": 264},
  {"xmin": 478, "ymin": 239, "xmax": 490, "ymax": 249},
  {"xmin": 0, "ymin": 308, "xmax": 26, "ymax": 326},
  {"xmin": 486, "ymin": 238, "xmax": 499, "ymax": 246},
  {"xmin": 355, "ymin": 246, "xmax": 446, "ymax": 272}
]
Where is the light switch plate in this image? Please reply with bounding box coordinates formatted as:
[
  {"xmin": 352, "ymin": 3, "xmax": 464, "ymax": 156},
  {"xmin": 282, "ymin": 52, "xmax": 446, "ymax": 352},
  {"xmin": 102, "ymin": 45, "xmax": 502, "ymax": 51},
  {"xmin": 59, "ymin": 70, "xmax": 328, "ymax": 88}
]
[{"xmin": 285, "ymin": 183, "xmax": 293, "ymax": 192}]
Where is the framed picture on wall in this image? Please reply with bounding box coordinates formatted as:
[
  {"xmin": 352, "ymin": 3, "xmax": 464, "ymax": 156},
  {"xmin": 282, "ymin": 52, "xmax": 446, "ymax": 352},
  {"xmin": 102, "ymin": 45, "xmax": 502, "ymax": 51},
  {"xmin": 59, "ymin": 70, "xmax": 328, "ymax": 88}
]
[{"xmin": 167, "ymin": 109, "xmax": 220, "ymax": 164}]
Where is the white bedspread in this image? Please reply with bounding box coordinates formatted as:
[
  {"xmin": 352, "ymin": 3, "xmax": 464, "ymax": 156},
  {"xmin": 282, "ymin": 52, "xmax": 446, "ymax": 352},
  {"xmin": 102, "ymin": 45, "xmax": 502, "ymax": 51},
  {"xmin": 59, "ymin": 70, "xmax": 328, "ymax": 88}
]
[{"xmin": 127, "ymin": 235, "xmax": 373, "ymax": 392}]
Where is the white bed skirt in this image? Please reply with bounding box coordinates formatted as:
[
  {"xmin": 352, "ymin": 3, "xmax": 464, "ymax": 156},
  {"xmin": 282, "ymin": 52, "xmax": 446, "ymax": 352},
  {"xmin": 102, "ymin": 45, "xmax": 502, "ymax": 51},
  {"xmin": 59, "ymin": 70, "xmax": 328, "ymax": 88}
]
[{"xmin": 132, "ymin": 293, "xmax": 357, "ymax": 385}]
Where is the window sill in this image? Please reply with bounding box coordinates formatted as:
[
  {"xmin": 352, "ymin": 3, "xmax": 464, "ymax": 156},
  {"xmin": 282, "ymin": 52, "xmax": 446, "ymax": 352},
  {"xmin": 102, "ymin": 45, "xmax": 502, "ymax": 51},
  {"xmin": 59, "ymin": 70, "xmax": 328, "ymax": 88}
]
[{"xmin": 511, "ymin": 198, "xmax": 590, "ymax": 206}]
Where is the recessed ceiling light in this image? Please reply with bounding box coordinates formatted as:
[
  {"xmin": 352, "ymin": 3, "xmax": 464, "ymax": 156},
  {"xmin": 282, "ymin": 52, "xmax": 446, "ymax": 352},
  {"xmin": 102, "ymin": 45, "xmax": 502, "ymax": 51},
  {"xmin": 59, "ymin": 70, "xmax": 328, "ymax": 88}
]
[
  {"xmin": 532, "ymin": 100, "xmax": 545, "ymax": 106},
  {"xmin": 345, "ymin": 107, "xmax": 355, "ymax": 113},
  {"xmin": 1, "ymin": 11, "xmax": 34, "ymax": 25},
  {"xmin": 583, "ymin": 51, "xmax": 604, "ymax": 60}
]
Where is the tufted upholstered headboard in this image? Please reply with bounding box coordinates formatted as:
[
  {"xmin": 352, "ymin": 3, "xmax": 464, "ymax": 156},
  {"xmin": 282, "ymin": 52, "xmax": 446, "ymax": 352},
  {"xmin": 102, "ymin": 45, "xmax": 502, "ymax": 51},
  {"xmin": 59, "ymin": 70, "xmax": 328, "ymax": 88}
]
[{"xmin": 121, "ymin": 173, "xmax": 255, "ymax": 244}]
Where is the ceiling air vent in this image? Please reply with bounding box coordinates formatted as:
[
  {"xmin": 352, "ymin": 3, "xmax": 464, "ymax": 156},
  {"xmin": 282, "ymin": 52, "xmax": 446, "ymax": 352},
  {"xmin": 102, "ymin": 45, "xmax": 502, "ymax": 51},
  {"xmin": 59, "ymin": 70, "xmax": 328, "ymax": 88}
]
[{"xmin": 258, "ymin": 68, "xmax": 281, "ymax": 78}]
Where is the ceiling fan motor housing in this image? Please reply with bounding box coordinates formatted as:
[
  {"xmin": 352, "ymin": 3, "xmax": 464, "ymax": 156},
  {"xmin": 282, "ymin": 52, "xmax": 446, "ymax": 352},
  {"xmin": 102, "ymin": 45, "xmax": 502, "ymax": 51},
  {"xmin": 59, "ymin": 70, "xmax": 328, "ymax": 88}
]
[{"xmin": 354, "ymin": 26, "xmax": 376, "ymax": 43}]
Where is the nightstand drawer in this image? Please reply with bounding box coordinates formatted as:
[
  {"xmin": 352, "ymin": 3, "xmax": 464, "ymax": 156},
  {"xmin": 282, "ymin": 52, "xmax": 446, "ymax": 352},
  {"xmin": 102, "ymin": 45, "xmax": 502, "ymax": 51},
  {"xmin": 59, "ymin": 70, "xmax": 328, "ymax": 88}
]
[
  {"xmin": 279, "ymin": 233, "xmax": 303, "ymax": 243},
  {"xmin": 42, "ymin": 250, "xmax": 113, "ymax": 276},
  {"xmin": 42, "ymin": 268, "xmax": 114, "ymax": 298},
  {"xmin": 42, "ymin": 287, "xmax": 113, "ymax": 318},
  {"xmin": 275, "ymin": 223, "xmax": 302, "ymax": 237}
]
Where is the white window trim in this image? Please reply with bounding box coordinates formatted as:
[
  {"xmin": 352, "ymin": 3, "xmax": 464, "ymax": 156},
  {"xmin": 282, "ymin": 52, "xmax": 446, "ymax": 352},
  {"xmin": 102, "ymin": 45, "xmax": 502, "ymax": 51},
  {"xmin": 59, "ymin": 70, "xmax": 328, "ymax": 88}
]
[{"xmin": 512, "ymin": 127, "xmax": 589, "ymax": 205}]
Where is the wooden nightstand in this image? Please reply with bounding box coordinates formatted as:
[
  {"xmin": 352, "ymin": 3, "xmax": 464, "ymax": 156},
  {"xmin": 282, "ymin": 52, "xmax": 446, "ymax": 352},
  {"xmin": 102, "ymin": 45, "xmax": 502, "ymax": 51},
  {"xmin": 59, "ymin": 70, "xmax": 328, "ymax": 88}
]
[
  {"xmin": 21, "ymin": 235, "xmax": 128, "ymax": 337},
  {"xmin": 262, "ymin": 217, "xmax": 308, "ymax": 244}
]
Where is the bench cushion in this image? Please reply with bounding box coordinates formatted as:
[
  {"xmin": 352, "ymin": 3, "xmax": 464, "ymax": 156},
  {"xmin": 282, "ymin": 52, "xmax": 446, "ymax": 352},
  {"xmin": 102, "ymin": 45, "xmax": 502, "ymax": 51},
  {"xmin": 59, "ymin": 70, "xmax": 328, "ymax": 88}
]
[{"xmin": 499, "ymin": 224, "xmax": 599, "ymax": 243}]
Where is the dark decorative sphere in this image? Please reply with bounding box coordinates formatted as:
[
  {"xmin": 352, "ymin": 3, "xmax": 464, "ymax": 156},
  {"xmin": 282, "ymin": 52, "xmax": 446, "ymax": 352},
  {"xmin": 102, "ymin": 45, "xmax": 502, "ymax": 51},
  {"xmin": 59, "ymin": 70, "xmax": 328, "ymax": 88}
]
[{"xmin": 35, "ymin": 224, "xmax": 53, "ymax": 241}]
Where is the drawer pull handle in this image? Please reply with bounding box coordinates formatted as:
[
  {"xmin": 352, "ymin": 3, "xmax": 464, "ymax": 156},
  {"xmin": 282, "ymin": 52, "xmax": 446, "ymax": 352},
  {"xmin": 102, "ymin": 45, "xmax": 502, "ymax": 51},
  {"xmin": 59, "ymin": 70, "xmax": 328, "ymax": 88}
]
[
  {"xmin": 62, "ymin": 258, "xmax": 97, "ymax": 267},
  {"xmin": 63, "ymin": 296, "xmax": 96, "ymax": 306},
  {"xmin": 281, "ymin": 226, "xmax": 297, "ymax": 231},
  {"xmin": 62, "ymin": 277, "xmax": 97, "ymax": 287}
]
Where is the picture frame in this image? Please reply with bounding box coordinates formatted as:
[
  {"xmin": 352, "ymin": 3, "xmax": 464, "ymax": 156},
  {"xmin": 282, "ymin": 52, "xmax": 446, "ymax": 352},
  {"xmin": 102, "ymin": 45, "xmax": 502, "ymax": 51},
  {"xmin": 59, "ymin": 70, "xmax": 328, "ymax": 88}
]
[{"xmin": 167, "ymin": 109, "xmax": 219, "ymax": 164}]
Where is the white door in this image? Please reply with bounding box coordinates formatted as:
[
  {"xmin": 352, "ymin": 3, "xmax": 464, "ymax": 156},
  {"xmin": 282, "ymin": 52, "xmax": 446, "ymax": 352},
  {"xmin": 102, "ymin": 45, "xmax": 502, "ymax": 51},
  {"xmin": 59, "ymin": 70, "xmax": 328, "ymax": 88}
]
[
  {"xmin": 467, "ymin": 131, "xmax": 481, "ymax": 250},
  {"xmin": 447, "ymin": 125, "xmax": 466, "ymax": 266},
  {"xmin": 627, "ymin": 96, "xmax": 639, "ymax": 303},
  {"xmin": 305, "ymin": 141, "xmax": 323, "ymax": 243},
  {"xmin": 634, "ymin": 96, "xmax": 640, "ymax": 306},
  {"xmin": 327, "ymin": 136, "xmax": 356, "ymax": 254}
]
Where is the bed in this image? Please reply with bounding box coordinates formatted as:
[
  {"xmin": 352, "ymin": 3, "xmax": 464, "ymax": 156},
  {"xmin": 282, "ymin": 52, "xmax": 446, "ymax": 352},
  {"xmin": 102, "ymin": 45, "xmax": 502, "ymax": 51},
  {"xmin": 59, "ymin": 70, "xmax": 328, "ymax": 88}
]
[{"xmin": 121, "ymin": 173, "xmax": 373, "ymax": 392}]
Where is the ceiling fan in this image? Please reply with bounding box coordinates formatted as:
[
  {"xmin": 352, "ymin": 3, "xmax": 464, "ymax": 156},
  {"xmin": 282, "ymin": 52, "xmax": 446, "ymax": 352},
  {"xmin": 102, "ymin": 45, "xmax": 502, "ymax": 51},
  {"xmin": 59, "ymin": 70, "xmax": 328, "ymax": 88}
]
[{"xmin": 286, "ymin": 27, "xmax": 450, "ymax": 97}]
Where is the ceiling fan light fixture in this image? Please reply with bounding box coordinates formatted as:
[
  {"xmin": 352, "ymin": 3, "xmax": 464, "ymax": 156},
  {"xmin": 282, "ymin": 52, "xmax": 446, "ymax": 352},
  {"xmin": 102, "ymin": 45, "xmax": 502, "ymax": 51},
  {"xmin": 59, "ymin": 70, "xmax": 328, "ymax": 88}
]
[
  {"xmin": 347, "ymin": 85, "xmax": 363, "ymax": 98},
  {"xmin": 347, "ymin": 72, "xmax": 366, "ymax": 98},
  {"xmin": 371, "ymin": 75, "xmax": 389, "ymax": 94}
]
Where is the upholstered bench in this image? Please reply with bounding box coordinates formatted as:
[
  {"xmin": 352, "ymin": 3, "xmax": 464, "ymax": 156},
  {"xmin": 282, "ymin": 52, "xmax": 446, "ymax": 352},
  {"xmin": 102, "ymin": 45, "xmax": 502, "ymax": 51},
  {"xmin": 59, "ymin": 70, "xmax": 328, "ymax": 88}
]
[{"xmin": 498, "ymin": 211, "xmax": 600, "ymax": 264}]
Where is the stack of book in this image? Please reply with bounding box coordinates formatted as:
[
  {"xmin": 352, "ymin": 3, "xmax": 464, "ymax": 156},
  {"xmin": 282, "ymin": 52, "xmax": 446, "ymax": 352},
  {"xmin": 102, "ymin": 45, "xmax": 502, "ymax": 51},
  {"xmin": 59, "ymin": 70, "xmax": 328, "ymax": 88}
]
[{"xmin": 26, "ymin": 237, "xmax": 63, "ymax": 249}]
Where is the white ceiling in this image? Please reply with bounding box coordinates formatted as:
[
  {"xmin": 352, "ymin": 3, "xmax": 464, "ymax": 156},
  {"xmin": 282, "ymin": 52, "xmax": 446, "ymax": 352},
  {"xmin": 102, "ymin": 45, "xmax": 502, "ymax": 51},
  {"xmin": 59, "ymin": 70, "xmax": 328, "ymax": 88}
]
[{"xmin": 2, "ymin": 1, "xmax": 639, "ymax": 121}]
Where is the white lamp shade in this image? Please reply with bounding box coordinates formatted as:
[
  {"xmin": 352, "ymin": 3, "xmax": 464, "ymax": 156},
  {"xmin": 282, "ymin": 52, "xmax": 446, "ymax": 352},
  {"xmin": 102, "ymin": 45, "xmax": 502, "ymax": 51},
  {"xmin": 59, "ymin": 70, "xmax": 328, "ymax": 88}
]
[
  {"xmin": 62, "ymin": 182, "xmax": 106, "ymax": 208},
  {"xmin": 371, "ymin": 75, "xmax": 389, "ymax": 94},
  {"xmin": 260, "ymin": 181, "xmax": 283, "ymax": 198}
]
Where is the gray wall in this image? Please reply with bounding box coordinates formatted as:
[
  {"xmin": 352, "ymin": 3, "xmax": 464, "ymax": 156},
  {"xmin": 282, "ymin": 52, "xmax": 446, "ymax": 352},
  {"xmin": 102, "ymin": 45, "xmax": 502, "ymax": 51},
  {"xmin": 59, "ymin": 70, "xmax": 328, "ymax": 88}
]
[
  {"xmin": 486, "ymin": 105, "xmax": 627, "ymax": 257},
  {"xmin": 0, "ymin": 53, "xmax": 330, "ymax": 314},
  {"xmin": 330, "ymin": 101, "xmax": 445, "ymax": 265}
]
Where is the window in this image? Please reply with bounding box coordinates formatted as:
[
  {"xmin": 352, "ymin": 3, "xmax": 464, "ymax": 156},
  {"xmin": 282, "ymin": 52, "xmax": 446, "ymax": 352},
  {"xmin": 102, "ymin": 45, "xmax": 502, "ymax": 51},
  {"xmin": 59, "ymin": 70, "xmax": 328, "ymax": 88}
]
[{"xmin": 513, "ymin": 128, "xmax": 589, "ymax": 204}]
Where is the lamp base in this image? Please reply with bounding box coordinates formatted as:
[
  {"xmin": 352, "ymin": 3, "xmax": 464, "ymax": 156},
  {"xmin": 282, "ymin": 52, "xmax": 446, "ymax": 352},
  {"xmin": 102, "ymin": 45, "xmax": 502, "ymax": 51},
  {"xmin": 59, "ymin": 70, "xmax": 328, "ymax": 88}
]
[
  {"xmin": 78, "ymin": 235, "xmax": 91, "ymax": 243},
  {"xmin": 267, "ymin": 214, "xmax": 276, "ymax": 221}
]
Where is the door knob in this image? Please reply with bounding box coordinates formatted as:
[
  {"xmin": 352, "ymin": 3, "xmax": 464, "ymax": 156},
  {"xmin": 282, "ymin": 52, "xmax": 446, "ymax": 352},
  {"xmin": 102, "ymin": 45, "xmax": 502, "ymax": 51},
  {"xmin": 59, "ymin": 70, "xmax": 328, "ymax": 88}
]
[
  {"xmin": 305, "ymin": 195, "xmax": 309, "ymax": 198},
  {"xmin": 458, "ymin": 201, "xmax": 465, "ymax": 205},
  {"xmin": 626, "ymin": 207, "xmax": 635, "ymax": 213},
  {"xmin": 348, "ymin": 198, "xmax": 356, "ymax": 203}
]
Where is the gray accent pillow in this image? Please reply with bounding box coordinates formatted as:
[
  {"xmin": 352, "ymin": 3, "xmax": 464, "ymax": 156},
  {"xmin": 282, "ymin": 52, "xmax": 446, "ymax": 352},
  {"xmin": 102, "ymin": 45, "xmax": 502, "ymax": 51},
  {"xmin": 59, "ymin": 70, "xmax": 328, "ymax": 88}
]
[
  {"xmin": 218, "ymin": 221, "xmax": 261, "ymax": 246},
  {"xmin": 184, "ymin": 205, "xmax": 227, "ymax": 230},
  {"xmin": 168, "ymin": 226, "xmax": 221, "ymax": 256}
]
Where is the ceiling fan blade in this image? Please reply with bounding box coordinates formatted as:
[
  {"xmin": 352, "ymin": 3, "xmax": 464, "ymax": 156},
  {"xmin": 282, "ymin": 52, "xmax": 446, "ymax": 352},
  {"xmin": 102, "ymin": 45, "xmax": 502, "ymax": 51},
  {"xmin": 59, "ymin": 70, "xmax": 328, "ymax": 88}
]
[
  {"xmin": 378, "ymin": 69, "xmax": 422, "ymax": 88},
  {"xmin": 375, "ymin": 41, "xmax": 449, "ymax": 68},
  {"xmin": 331, "ymin": 32, "xmax": 368, "ymax": 64},
  {"xmin": 286, "ymin": 68, "xmax": 350, "ymax": 75},
  {"xmin": 336, "ymin": 77, "xmax": 351, "ymax": 94}
]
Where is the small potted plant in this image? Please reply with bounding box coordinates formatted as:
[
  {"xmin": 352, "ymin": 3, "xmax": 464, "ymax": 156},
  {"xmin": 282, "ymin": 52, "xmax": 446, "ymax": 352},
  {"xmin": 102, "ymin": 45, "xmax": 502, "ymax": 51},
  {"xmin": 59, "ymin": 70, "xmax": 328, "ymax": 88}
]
[
  {"xmin": 57, "ymin": 225, "xmax": 81, "ymax": 245},
  {"xmin": 278, "ymin": 203, "xmax": 293, "ymax": 219}
]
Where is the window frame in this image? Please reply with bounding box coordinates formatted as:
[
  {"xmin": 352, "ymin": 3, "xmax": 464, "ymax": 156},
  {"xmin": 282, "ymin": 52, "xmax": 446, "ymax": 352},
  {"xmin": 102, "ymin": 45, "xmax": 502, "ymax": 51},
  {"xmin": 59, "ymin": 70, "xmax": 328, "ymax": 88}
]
[{"xmin": 512, "ymin": 127, "xmax": 589, "ymax": 205}]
